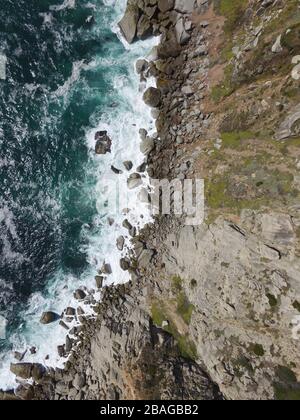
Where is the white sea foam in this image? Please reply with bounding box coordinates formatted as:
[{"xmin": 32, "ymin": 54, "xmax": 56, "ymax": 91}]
[
  {"xmin": 50, "ymin": 0, "xmax": 76, "ymax": 12},
  {"xmin": 0, "ymin": 0, "xmax": 159, "ymax": 390}
]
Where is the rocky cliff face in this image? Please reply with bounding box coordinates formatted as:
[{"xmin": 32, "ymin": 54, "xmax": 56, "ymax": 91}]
[{"xmin": 6, "ymin": 0, "xmax": 300, "ymax": 400}]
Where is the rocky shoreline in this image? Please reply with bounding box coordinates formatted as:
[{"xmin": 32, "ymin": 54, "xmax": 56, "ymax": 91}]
[{"xmin": 3, "ymin": 0, "xmax": 300, "ymax": 400}]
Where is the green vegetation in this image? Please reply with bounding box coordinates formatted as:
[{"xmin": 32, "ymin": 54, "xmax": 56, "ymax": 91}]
[
  {"xmin": 274, "ymin": 366, "xmax": 300, "ymax": 400},
  {"xmin": 177, "ymin": 292, "xmax": 194, "ymax": 325},
  {"xmin": 293, "ymin": 300, "xmax": 300, "ymax": 313},
  {"xmin": 249, "ymin": 343, "xmax": 265, "ymax": 357},
  {"xmin": 267, "ymin": 293, "xmax": 278, "ymax": 308},
  {"xmin": 151, "ymin": 301, "xmax": 166, "ymax": 327},
  {"xmin": 151, "ymin": 301, "xmax": 198, "ymax": 361},
  {"xmin": 171, "ymin": 275, "xmax": 183, "ymax": 293},
  {"xmin": 232, "ymin": 355, "xmax": 254, "ymax": 378},
  {"xmin": 211, "ymin": 64, "xmax": 234, "ymax": 102},
  {"xmin": 177, "ymin": 335, "xmax": 198, "ymax": 360},
  {"xmin": 206, "ymin": 176, "xmax": 266, "ymax": 211},
  {"xmin": 282, "ymin": 21, "xmax": 300, "ymax": 52},
  {"xmin": 214, "ymin": 0, "xmax": 248, "ymax": 35},
  {"xmin": 221, "ymin": 131, "xmax": 254, "ymax": 148},
  {"xmin": 150, "ymin": 277, "xmax": 197, "ymax": 361}
]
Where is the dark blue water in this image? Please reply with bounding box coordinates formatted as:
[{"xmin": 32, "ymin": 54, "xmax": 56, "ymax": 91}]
[{"xmin": 0, "ymin": 0, "xmax": 124, "ymax": 350}]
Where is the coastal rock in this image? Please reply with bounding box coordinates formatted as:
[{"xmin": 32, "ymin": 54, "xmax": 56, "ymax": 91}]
[
  {"xmin": 136, "ymin": 59, "xmax": 149, "ymax": 75},
  {"xmin": 10, "ymin": 363, "xmax": 45, "ymax": 381},
  {"xmin": 143, "ymin": 87, "xmax": 161, "ymax": 107},
  {"xmin": 118, "ymin": 2, "xmax": 140, "ymax": 44},
  {"xmin": 0, "ymin": 390, "xmax": 20, "ymax": 400},
  {"xmin": 40, "ymin": 311, "xmax": 60, "ymax": 325},
  {"xmin": 158, "ymin": 0, "xmax": 175, "ymax": 13},
  {"xmin": 123, "ymin": 219, "xmax": 136, "ymax": 237},
  {"xmin": 123, "ymin": 160, "xmax": 133, "ymax": 171},
  {"xmin": 74, "ymin": 289, "xmax": 86, "ymax": 301},
  {"xmin": 157, "ymin": 36, "xmax": 181, "ymax": 58},
  {"xmin": 57, "ymin": 345, "xmax": 65, "ymax": 357},
  {"xmin": 95, "ymin": 131, "xmax": 112, "ymax": 155},
  {"xmin": 127, "ymin": 173, "xmax": 143, "ymax": 189},
  {"xmin": 14, "ymin": 351, "xmax": 26, "ymax": 361},
  {"xmin": 111, "ymin": 165, "xmax": 123, "ymax": 175},
  {"xmin": 10, "ymin": 363, "xmax": 32, "ymax": 379},
  {"xmin": 65, "ymin": 336, "xmax": 72, "ymax": 353},
  {"xmin": 102, "ymin": 263, "xmax": 112, "ymax": 275},
  {"xmin": 65, "ymin": 307, "xmax": 76, "ymax": 316},
  {"xmin": 116, "ymin": 236, "xmax": 125, "ymax": 251},
  {"xmin": 73, "ymin": 373, "xmax": 86, "ymax": 390},
  {"xmin": 15, "ymin": 385, "xmax": 34, "ymax": 400},
  {"xmin": 95, "ymin": 275, "xmax": 104, "ymax": 289},
  {"xmin": 138, "ymin": 249, "xmax": 155, "ymax": 268},
  {"xmin": 120, "ymin": 258, "xmax": 130, "ymax": 271},
  {"xmin": 175, "ymin": 18, "xmax": 191, "ymax": 45}
]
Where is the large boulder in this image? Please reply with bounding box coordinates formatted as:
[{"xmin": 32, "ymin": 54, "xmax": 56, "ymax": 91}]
[
  {"xmin": 127, "ymin": 173, "xmax": 143, "ymax": 189},
  {"xmin": 157, "ymin": 35, "xmax": 181, "ymax": 58},
  {"xmin": 40, "ymin": 311, "xmax": 60, "ymax": 324},
  {"xmin": 140, "ymin": 137, "xmax": 155, "ymax": 155},
  {"xmin": 138, "ymin": 249, "xmax": 155, "ymax": 268},
  {"xmin": 136, "ymin": 59, "xmax": 149, "ymax": 75},
  {"xmin": 74, "ymin": 289, "xmax": 86, "ymax": 300},
  {"xmin": 143, "ymin": 87, "xmax": 161, "ymax": 107},
  {"xmin": 175, "ymin": 18, "xmax": 191, "ymax": 45},
  {"xmin": 158, "ymin": 0, "xmax": 175, "ymax": 13},
  {"xmin": 175, "ymin": 0, "xmax": 196, "ymax": 13},
  {"xmin": 10, "ymin": 363, "xmax": 45, "ymax": 381},
  {"xmin": 118, "ymin": 3, "xmax": 140, "ymax": 44},
  {"xmin": 137, "ymin": 15, "xmax": 153, "ymax": 40},
  {"xmin": 95, "ymin": 131, "xmax": 112, "ymax": 155},
  {"xmin": 73, "ymin": 373, "xmax": 86, "ymax": 390}
]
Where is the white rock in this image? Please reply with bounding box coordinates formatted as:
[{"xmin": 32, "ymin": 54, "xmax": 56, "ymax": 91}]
[
  {"xmin": 292, "ymin": 55, "xmax": 300, "ymax": 65},
  {"xmin": 271, "ymin": 35, "xmax": 283, "ymax": 53},
  {"xmin": 292, "ymin": 63, "xmax": 300, "ymax": 80}
]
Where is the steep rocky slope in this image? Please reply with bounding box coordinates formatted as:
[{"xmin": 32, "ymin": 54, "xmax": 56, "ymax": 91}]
[{"xmin": 5, "ymin": 0, "xmax": 300, "ymax": 400}]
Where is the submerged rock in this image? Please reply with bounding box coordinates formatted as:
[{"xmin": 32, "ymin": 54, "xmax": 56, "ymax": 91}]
[
  {"xmin": 74, "ymin": 289, "xmax": 86, "ymax": 301},
  {"xmin": 123, "ymin": 160, "xmax": 133, "ymax": 171},
  {"xmin": 95, "ymin": 131, "xmax": 112, "ymax": 155},
  {"xmin": 40, "ymin": 311, "xmax": 60, "ymax": 325}
]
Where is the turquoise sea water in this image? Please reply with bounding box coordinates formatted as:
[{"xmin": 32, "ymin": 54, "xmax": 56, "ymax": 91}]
[{"xmin": 0, "ymin": 0, "xmax": 156, "ymax": 388}]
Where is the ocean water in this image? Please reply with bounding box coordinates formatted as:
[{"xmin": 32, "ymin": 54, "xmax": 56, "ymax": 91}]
[{"xmin": 0, "ymin": 0, "xmax": 157, "ymax": 389}]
